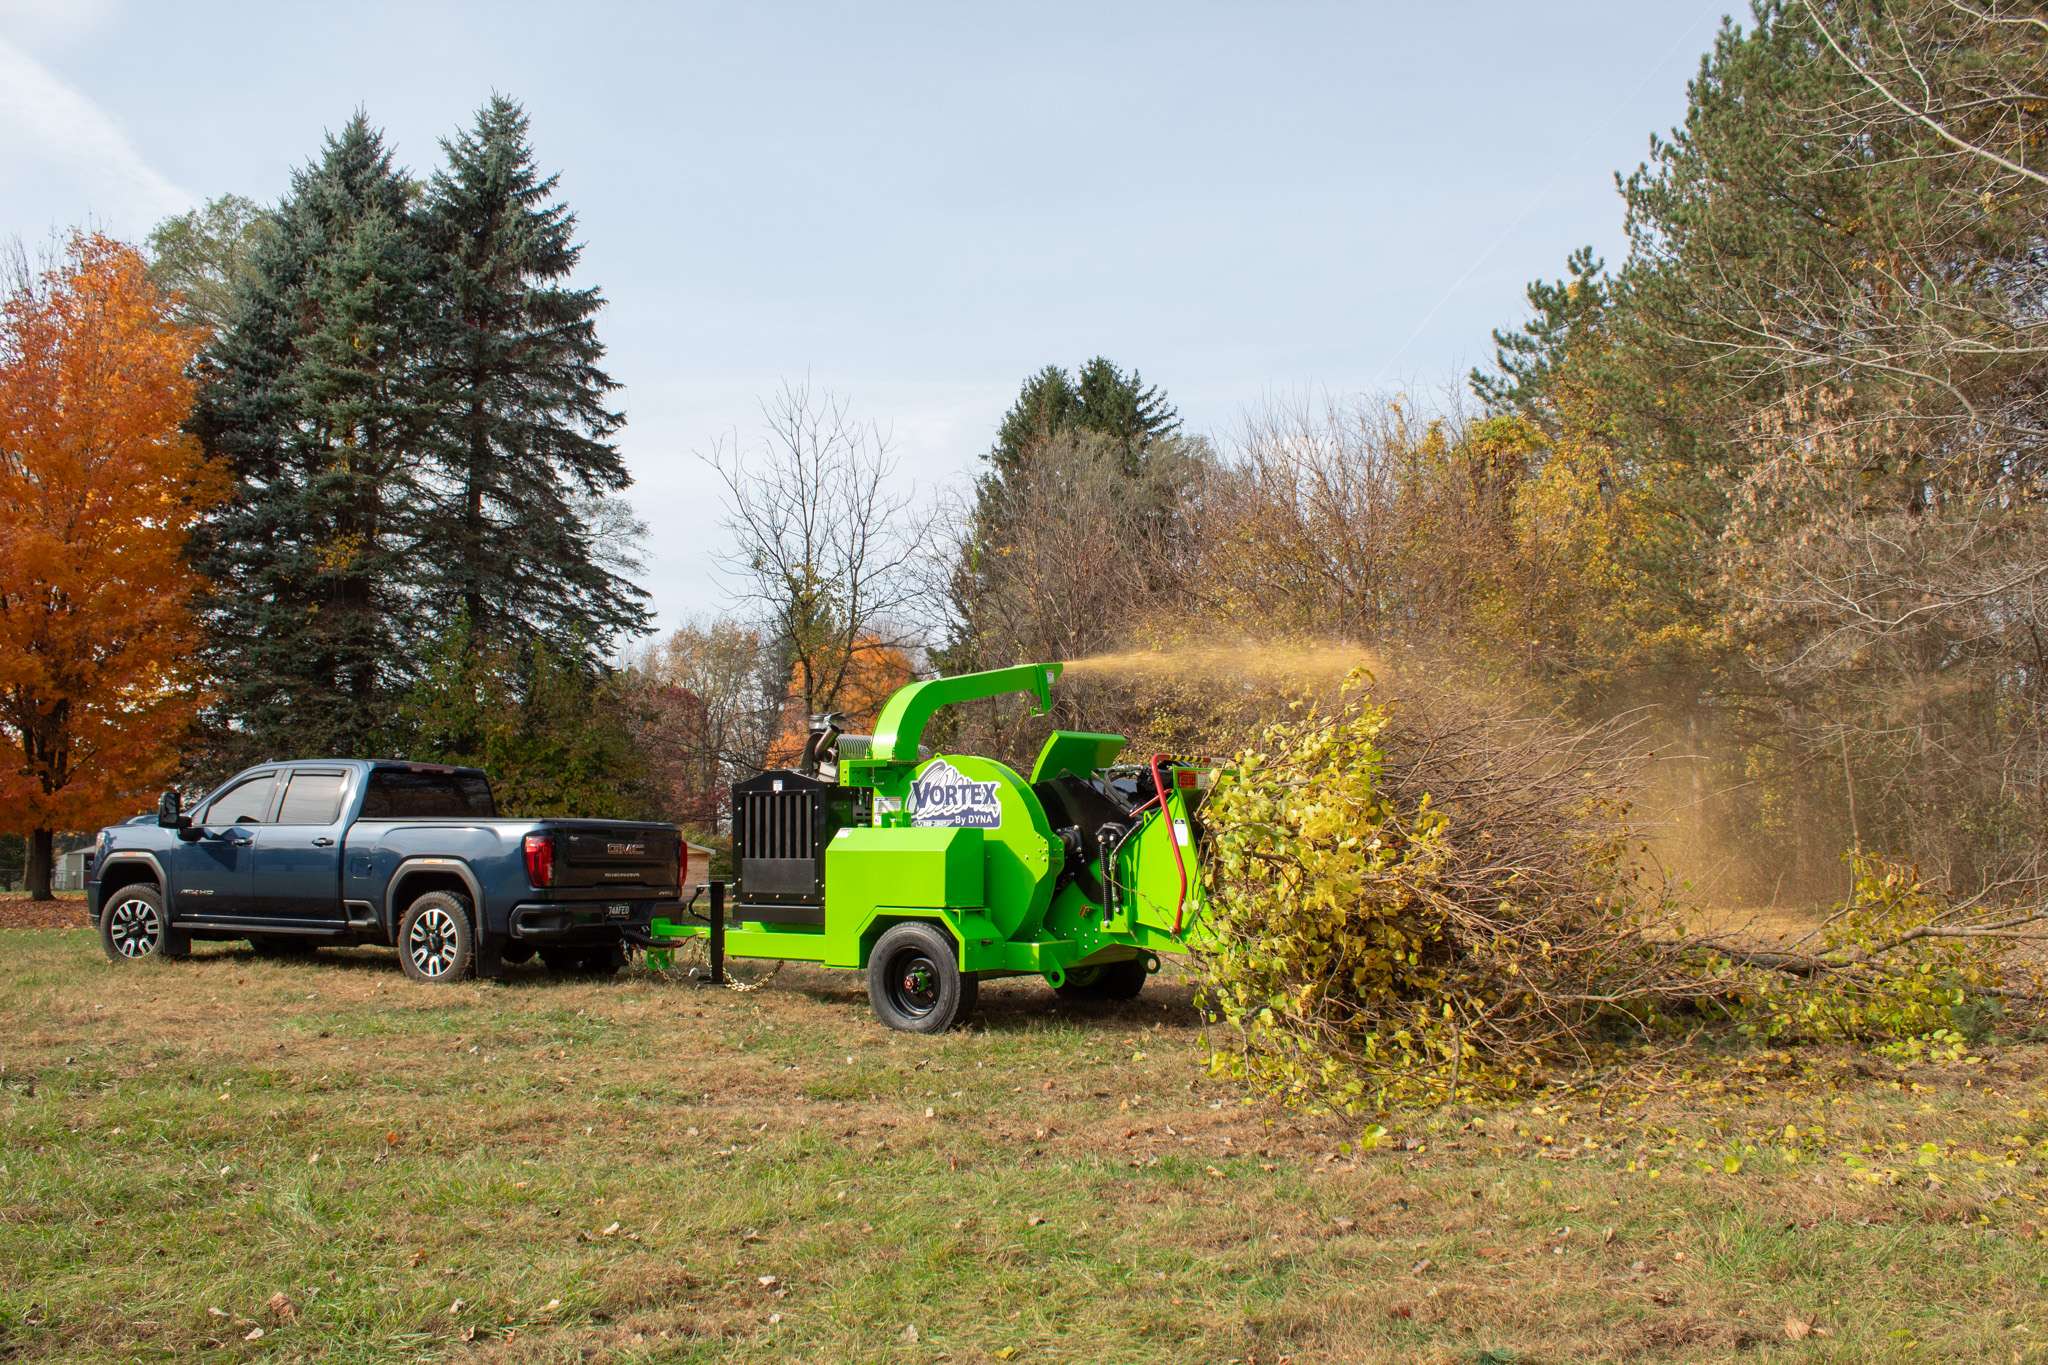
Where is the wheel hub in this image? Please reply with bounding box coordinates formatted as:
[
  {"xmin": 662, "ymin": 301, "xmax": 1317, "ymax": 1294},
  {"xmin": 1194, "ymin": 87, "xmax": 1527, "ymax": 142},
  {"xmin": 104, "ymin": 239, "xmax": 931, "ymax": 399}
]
[
  {"xmin": 894, "ymin": 954, "xmax": 940, "ymax": 1015},
  {"xmin": 408, "ymin": 906, "xmax": 460, "ymax": 977},
  {"xmin": 107, "ymin": 897, "xmax": 159, "ymax": 958}
]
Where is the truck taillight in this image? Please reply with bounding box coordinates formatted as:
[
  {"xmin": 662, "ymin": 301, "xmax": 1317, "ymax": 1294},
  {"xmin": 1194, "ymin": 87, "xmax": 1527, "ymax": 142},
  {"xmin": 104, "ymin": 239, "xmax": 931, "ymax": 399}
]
[
  {"xmin": 676, "ymin": 839, "xmax": 686, "ymax": 891},
  {"xmin": 523, "ymin": 833, "xmax": 555, "ymax": 888}
]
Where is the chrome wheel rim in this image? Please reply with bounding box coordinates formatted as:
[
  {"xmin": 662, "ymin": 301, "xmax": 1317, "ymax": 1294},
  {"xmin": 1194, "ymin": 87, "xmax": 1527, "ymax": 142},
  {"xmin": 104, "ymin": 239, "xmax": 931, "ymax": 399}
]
[
  {"xmin": 407, "ymin": 906, "xmax": 461, "ymax": 978},
  {"xmin": 108, "ymin": 897, "xmax": 160, "ymax": 958}
]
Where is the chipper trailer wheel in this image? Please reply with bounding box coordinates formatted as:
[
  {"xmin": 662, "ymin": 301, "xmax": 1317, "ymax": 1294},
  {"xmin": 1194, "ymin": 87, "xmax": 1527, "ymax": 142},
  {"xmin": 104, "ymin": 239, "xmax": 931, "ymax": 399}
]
[
  {"xmin": 868, "ymin": 922, "xmax": 979, "ymax": 1033},
  {"xmin": 1054, "ymin": 956, "xmax": 1149, "ymax": 1002}
]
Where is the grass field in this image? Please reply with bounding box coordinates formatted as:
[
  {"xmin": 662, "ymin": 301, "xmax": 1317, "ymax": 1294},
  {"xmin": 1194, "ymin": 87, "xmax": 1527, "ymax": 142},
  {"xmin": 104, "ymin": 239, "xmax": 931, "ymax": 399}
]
[{"xmin": 3, "ymin": 925, "xmax": 2046, "ymax": 1363}]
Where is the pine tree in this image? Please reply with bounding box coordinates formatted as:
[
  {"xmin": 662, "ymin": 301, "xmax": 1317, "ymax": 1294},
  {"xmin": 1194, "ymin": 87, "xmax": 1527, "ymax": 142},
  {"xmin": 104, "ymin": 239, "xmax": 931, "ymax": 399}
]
[
  {"xmin": 987, "ymin": 357, "xmax": 1179, "ymax": 485},
  {"xmin": 1072, "ymin": 356, "xmax": 1181, "ymax": 470},
  {"xmin": 191, "ymin": 113, "xmax": 438, "ymax": 766},
  {"xmin": 1469, "ymin": 245, "xmax": 1606, "ymax": 426},
  {"xmin": 946, "ymin": 358, "xmax": 1189, "ymax": 671},
  {"xmin": 420, "ymin": 94, "xmax": 648, "ymax": 669}
]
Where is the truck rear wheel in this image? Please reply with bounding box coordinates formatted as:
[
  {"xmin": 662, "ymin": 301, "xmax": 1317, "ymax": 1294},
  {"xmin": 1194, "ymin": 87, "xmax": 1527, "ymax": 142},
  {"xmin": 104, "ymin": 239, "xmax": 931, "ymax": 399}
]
[
  {"xmin": 868, "ymin": 922, "xmax": 977, "ymax": 1033},
  {"xmin": 398, "ymin": 892, "xmax": 476, "ymax": 983}
]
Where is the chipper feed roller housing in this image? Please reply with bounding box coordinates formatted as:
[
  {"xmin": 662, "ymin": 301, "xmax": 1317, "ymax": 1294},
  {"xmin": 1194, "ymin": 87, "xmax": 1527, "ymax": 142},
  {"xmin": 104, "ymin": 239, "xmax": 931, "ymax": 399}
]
[{"xmin": 648, "ymin": 663, "xmax": 1217, "ymax": 1031}]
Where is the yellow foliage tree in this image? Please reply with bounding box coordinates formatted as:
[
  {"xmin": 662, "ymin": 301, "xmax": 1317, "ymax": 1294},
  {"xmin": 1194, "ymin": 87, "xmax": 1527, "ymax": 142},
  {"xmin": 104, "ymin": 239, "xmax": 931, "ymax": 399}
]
[{"xmin": 0, "ymin": 233, "xmax": 224, "ymax": 897}]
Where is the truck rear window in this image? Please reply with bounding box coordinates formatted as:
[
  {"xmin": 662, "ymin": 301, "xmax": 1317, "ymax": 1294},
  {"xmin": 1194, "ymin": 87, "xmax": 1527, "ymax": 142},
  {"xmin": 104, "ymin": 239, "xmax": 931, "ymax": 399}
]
[{"xmin": 360, "ymin": 769, "xmax": 497, "ymax": 818}]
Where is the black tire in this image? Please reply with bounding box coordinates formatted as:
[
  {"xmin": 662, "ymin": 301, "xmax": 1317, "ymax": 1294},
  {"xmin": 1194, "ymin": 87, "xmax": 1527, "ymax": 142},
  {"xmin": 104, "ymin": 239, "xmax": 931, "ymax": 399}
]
[
  {"xmin": 99, "ymin": 884, "xmax": 188, "ymax": 963},
  {"xmin": 397, "ymin": 891, "xmax": 476, "ymax": 983},
  {"xmin": 540, "ymin": 942, "xmax": 627, "ymax": 976},
  {"xmin": 1055, "ymin": 956, "xmax": 1147, "ymax": 1001},
  {"xmin": 249, "ymin": 937, "xmax": 317, "ymax": 958},
  {"xmin": 868, "ymin": 922, "xmax": 977, "ymax": 1034}
]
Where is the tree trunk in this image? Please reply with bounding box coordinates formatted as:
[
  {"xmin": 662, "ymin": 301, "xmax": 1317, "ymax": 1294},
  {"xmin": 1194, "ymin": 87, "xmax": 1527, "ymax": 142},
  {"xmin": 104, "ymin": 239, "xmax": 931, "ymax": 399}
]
[{"xmin": 26, "ymin": 828, "xmax": 54, "ymax": 901}]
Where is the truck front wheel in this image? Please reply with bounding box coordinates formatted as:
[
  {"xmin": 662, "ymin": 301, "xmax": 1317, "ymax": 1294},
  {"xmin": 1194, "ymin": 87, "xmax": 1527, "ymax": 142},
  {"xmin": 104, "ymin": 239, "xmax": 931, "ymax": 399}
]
[
  {"xmin": 99, "ymin": 884, "xmax": 189, "ymax": 963},
  {"xmin": 868, "ymin": 922, "xmax": 977, "ymax": 1033},
  {"xmin": 398, "ymin": 892, "xmax": 476, "ymax": 983}
]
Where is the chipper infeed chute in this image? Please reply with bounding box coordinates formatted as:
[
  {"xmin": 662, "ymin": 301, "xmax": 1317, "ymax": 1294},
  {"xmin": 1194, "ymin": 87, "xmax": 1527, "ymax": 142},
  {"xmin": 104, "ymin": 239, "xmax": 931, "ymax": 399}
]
[{"xmin": 647, "ymin": 662, "xmax": 1218, "ymax": 1032}]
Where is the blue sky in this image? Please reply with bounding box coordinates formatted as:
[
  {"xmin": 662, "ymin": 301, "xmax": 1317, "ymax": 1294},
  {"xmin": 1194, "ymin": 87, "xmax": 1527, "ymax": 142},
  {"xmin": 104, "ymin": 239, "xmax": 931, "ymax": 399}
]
[{"xmin": 1, "ymin": 1, "xmax": 1736, "ymax": 639}]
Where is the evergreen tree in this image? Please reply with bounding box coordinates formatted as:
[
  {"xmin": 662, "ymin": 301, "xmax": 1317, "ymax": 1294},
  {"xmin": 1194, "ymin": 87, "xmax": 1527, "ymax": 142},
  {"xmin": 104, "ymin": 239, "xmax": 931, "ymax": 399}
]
[
  {"xmin": 191, "ymin": 114, "xmax": 438, "ymax": 765},
  {"xmin": 946, "ymin": 358, "xmax": 1190, "ymax": 671},
  {"xmin": 401, "ymin": 619, "xmax": 648, "ymax": 818},
  {"xmin": 420, "ymin": 94, "xmax": 648, "ymax": 668},
  {"xmin": 1469, "ymin": 245, "xmax": 1606, "ymax": 426},
  {"xmin": 988, "ymin": 357, "xmax": 1180, "ymax": 485}
]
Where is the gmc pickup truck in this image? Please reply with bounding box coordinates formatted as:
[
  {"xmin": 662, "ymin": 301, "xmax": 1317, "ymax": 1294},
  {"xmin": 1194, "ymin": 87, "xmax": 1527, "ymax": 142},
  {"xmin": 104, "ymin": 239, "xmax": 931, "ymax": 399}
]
[{"xmin": 86, "ymin": 759, "xmax": 685, "ymax": 983}]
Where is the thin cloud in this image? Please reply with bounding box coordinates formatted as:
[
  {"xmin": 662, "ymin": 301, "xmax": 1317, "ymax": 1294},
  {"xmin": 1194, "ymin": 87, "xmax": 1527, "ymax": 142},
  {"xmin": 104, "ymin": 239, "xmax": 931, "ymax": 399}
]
[
  {"xmin": 0, "ymin": 0, "xmax": 120, "ymax": 46},
  {"xmin": 0, "ymin": 34, "xmax": 190, "ymax": 231}
]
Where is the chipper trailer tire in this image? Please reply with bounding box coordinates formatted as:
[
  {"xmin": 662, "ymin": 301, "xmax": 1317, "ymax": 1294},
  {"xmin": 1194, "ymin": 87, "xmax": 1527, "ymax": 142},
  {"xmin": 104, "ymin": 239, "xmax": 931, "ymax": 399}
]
[{"xmin": 647, "ymin": 663, "xmax": 1217, "ymax": 1033}]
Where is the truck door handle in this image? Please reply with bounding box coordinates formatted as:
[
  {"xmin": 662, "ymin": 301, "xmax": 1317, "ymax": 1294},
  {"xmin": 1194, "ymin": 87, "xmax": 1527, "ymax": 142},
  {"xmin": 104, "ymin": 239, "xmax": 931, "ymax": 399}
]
[{"xmin": 312, "ymin": 836, "xmax": 335, "ymax": 847}]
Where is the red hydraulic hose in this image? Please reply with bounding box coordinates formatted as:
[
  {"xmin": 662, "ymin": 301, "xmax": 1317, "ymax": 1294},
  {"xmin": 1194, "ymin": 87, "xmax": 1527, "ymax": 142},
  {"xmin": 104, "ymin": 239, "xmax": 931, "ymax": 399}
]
[{"xmin": 1148, "ymin": 754, "xmax": 1189, "ymax": 936}]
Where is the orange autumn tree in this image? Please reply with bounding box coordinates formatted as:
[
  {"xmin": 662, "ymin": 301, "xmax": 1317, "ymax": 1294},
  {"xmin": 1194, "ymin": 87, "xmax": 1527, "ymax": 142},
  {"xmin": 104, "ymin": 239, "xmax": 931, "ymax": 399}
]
[
  {"xmin": 764, "ymin": 635, "xmax": 917, "ymax": 768},
  {"xmin": 0, "ymin": 233, "xmax": 223, "ymax": 898}
]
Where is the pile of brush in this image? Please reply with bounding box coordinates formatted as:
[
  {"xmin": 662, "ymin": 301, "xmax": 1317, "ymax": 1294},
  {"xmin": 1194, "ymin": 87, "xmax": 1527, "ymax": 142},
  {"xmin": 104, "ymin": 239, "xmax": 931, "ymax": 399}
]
[{"xmin": 1193, "ymin": 673, "xmax": 2042, "ymax": 1112}]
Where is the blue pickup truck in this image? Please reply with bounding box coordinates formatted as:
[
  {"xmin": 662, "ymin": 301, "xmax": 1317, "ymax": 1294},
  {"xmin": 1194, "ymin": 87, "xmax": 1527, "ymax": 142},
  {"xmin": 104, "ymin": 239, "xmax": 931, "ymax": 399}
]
[{"xmin": 86, "ymin": 759, "xmax": 685, "ymax": 982}]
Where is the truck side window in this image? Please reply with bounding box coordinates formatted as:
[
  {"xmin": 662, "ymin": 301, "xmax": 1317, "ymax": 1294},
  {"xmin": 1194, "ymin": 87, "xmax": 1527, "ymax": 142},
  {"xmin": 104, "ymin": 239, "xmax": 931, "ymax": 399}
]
[
  {"xmin": 277, "ymin": 772, "xmax": 347, "ymax": 825},
  {"xmin": 203, "ymin": 774, "xmax": 276, "ymax": 826}
]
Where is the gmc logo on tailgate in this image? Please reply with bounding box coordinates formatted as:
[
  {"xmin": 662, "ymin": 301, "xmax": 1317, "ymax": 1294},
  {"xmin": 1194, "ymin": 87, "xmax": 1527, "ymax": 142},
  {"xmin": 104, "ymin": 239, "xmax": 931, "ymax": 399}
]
[{"xmin": 606, "ymin": 842, "xmax": 645, "ymax": 856}]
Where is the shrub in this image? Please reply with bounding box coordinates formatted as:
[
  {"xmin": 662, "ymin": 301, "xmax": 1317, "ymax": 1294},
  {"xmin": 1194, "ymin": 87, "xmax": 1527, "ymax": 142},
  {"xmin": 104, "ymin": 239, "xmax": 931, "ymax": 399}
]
[{"xmin": 1195, "ymin": 674, "xmax": 1699, "ymax": 1111}]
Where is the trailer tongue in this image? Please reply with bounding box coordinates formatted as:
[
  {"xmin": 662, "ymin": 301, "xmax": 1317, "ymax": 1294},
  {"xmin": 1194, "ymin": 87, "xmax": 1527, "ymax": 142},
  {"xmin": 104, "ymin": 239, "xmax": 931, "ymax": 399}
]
[{"xmin": 646, "ymin": 662, "xmax": 1217, "ymax": 1032}]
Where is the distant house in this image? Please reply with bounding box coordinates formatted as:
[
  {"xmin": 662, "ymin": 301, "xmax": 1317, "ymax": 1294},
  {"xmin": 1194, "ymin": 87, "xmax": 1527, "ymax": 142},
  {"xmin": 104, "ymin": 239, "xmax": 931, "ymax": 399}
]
[{"xmin": 53, "ymin": 846, "xmax": 91, "ymax": 893}]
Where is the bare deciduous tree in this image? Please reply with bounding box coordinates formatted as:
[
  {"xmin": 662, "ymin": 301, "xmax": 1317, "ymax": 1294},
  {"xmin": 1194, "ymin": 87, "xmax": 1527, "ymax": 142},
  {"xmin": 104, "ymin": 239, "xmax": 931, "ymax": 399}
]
[
  {"xmin": 706, "ymin": 381, "xmax": 932, "ymax": 726},
  {"xmin": 636, "ymin": 615, "xmax": 781, "ymax": 824}
]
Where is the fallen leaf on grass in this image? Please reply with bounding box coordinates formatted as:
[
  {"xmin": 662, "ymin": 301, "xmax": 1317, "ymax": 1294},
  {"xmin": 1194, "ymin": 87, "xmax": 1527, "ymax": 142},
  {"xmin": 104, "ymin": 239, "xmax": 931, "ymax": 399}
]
[
  {"xmin": 901, "ymin": 1324, "xmax": 920, "ymax": 1343},
  {"xmin": 267, "ymin": 1292, "xmax": 296, "ymax": 1322},
  {"xmin": 244, "ymin": 1327, "xmax": 264, "ymax": 1342},
  {"xmin": 1784, "ymin": 1315, "xmax": 1812, "ymax": 1341}
]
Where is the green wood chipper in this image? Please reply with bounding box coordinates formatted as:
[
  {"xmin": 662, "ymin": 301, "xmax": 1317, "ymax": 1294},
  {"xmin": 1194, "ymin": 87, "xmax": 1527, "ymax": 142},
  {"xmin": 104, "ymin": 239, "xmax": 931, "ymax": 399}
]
[{"xmin": 646, "ymin": 663, "xmax": 1217, "ymax": 1031}]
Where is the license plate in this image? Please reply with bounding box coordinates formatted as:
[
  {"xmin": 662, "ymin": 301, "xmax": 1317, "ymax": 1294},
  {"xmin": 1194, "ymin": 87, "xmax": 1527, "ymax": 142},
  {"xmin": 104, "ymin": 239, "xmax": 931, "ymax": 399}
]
[{"xmin": 605, "ymin": 903, "xmax": 632, "ymax": 920}]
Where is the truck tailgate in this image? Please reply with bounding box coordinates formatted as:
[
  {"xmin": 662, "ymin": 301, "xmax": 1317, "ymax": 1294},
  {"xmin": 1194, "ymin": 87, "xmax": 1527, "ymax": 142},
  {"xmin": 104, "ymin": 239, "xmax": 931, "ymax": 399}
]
[{"xmin": 550, "ymin": 823, "xmax": 682, "ymax": 892}]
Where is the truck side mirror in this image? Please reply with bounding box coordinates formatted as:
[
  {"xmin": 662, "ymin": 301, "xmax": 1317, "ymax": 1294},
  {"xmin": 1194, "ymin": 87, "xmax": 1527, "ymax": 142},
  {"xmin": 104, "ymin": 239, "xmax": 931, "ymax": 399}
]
[{"xmin": 156, "ymin": 789, "xmax": 187, "ymax": 830}]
